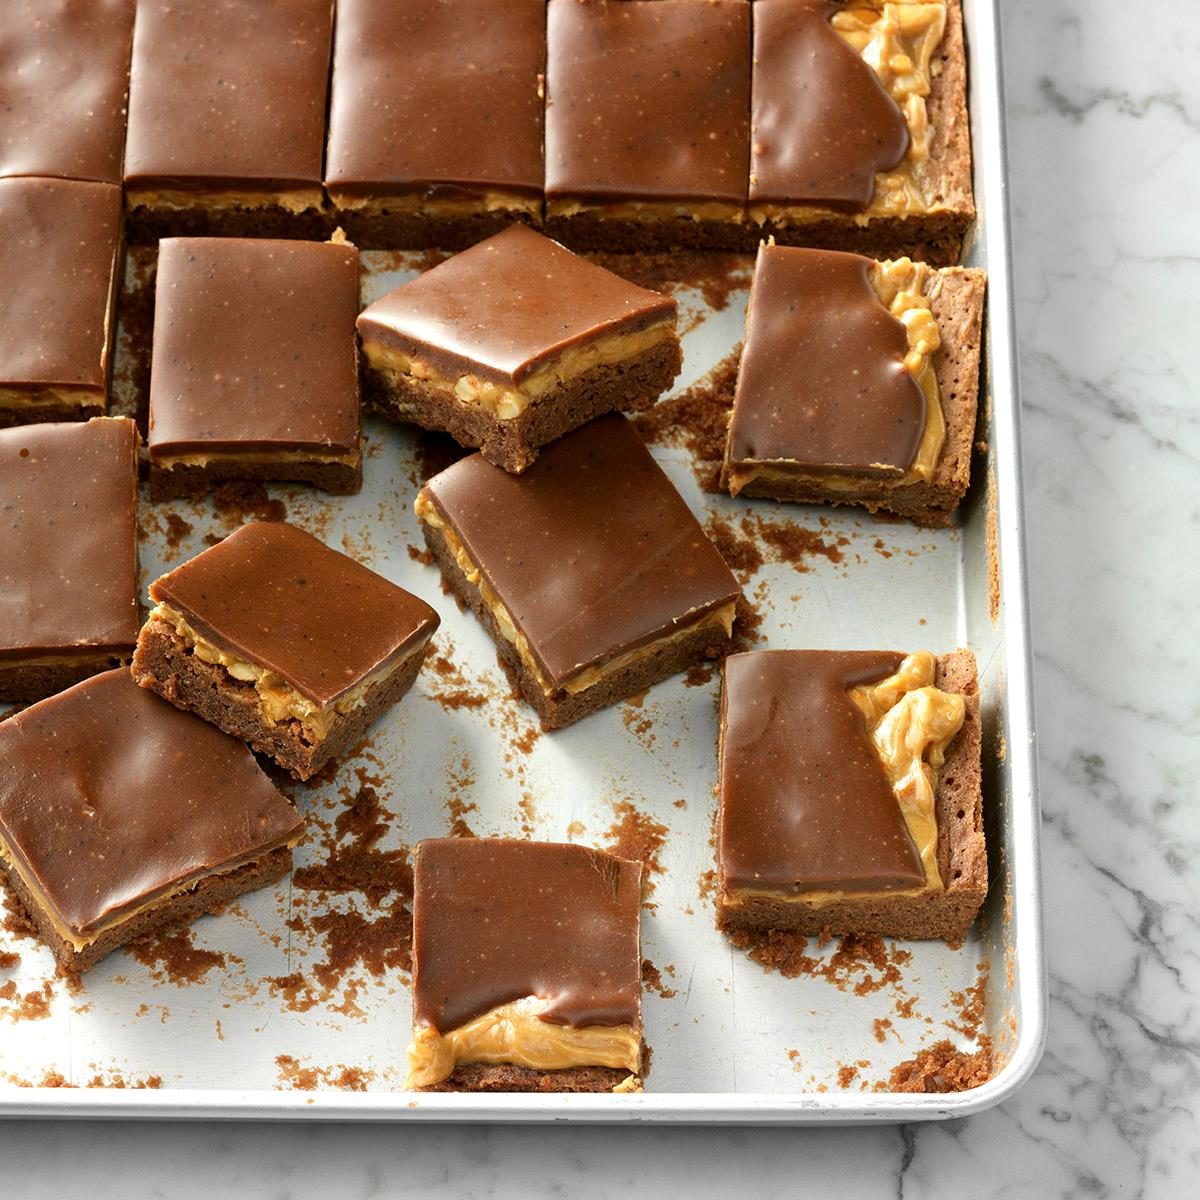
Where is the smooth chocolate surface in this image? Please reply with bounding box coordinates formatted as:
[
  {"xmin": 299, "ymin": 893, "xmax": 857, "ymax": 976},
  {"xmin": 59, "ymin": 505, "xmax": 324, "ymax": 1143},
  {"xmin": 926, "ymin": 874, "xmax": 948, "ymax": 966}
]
[
  {"xmin": 0, "ymin": 0, "xmax": 135, "ymax": 184},
  {"xmin": 413, "ymin": 838, "xmax": 642, "ymax": 1033},
  {"xmin": 0, "ymin": 419, "xmax": 138, "ymax": 659},
  {"xmin": 423, "ymin": 414, "xmax": 740, "ymax": 688},
  {"xmin": 124, "ymin": 0, "xmax": 332, "ymax": 189},
  {"xmin": 727, "ymin": 245, "xmax": 925, "ymax": 474},
  {"xmin": 0, "ymin": 669, "xmax": 302, "ymax": 937},
  {"xmin": 719, "ymin": 650, "xmax": 927, "ymax": 893},
  {"xmin": 148, "ymin": 522, "xmax": 440, "ymax": 708},
  {"xmin": 357, "ymin": 225, "xmax": 677, "ymax": 385},
  {"xmin": 545, "ymin": 0, "xmax": 751, "ymax": 205},
  {"xmin": 326, "ymin": 0, "xmax": 544, "ymax": 199},
  {"xmin": 750, "ymin": 0, "xmax": 910, "ymax": 209},
  {"xmin": 0, "ymin": 177, "xmax": 123, "ymax": 391},
  {"xmin": 148, "ymin": 238, "xmax": 360, "ymax": 457}
]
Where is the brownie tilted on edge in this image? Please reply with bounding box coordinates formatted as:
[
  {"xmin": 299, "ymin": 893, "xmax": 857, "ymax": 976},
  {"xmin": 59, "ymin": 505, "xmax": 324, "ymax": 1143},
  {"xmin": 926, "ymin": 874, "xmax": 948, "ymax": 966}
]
[
  {"xmin": 407, "ymin": 839, "xmax": 644, "ymax": 1092},
  {"xmin": 0, "ymin": 669, "xmax": 304, "ymax": 974},
  {"xmin": 123, "ymin": 0, "xmax": 333, "ymax": 240},
  {"xmin": 749, "ymin": 0, "xmax": 974, "ymax": 266},
  {"xmin": 358, "ymin": 225, "xmax": 682, "ymax": 473},
  {"xmin": 326, "ymin": 0, "xmax": 545, "ymax": 250},
  {"xmin": 721, "ymin": 244, "xmax": 985, "ymax": 527},
  {"xmin": 146, "ymin": 237, "xmax": 362, "ymax": 499},
  {"xmin": 0, "ymin": 178, "xmax": 124, "ymax": 427},
  {"xmin": 0, "ymin": 418, "xmax": 140, "ymax": 703},
  {"xmin": 716, "ymin": 649, "xmax": 986, "ymax": 944},
  {"xmin": 132, "ymin": 522, "xmax": 440, "ymax": 780},
  {"xmin": 416, "ymin": 414, "xmax": 741, "ymax": 729}
]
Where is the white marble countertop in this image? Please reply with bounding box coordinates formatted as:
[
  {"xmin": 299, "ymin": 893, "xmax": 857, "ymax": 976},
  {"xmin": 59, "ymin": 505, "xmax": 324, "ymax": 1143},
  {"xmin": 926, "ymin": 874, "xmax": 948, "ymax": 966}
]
[{"xmin": 2, "ymin": 0, "xmax": 1195, "ymax": 1194}]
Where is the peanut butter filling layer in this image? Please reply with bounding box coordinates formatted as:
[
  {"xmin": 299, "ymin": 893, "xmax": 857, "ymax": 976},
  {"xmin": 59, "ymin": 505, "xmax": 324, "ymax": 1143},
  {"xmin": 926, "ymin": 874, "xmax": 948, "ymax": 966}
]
[
  {"xmin": 332, "ymin": 189, "xmax": 541, "ymax": 218},
  {"xmin": 0, "ymin": 386, "xmax": 102, "ymax": 408},
  {"xmin": 126, "ymin": 187, "xmax": 326, "ymax": 214},
  {"xmin": 150, "ymin": 447, "xmax": 361, "ymax": 470},
  {"xmin": 547, "ymin": 198, "xmax": 746, "ymax": 224}
]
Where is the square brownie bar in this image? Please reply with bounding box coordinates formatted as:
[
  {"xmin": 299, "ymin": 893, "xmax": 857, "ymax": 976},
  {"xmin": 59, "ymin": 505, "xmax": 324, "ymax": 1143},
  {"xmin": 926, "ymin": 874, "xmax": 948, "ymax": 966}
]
[
  {"xmin": 357, "ymin": 225, "xmax": 682, "ymax": 473},
  {"xmin": 0, "ymin": 669, "xmax": 304, "ymax": 974},
  {"xmin": 132, "ymin": 522, "xmax": 440, "ymax": 780},
  {"xmin": 407, "ymin": 838, "xmax": 644, "ymax": 1092},
  {"xmin": 0, "ymin": 0, "xmax": 135, "ymax": 184},
  {"xmin": 749, "ymin": 0, "xmax": 974, "ymax": 265},
  {"xmin": 721, "ymin": 244, "xmax": 986, "ymax": 527},
  {"xmin": 544, "ymin": 0, "xmax": 752, "ymax": 252},
  {"xmin": 0, "ymin": 418, "xmax": 140, "ymax": 703},
  {"xmin": 326, "ymin": 0, "xmax": 545, "ymax": 250},
  {"xmin": 416, "ymin": 414, "xmax": 741, "ymax": 729},
  {"xmin": 0, "ymin": 178, "xmax": 124, "ymax": 427},
  {"xmin": 123, "ymin": 0, "xmax": 333, "ymax": 240},
  {"xmin": 716, "ymin": 649, "xmax": 986, "ymax": 943},
  {"xmin": 146, "ymin": 237, "xmax": 362, "ymax": 499}
]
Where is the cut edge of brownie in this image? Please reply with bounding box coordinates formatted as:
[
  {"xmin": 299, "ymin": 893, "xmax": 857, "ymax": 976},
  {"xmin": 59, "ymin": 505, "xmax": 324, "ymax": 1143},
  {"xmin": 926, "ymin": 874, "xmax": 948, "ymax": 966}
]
[
  {"xmin": 125, "ymin": 202, "xmax": 334, "ymax": 244},
  {"xmin": 416, "ymin": 1061, "xmax": 641, "ymax": 1094},
  {"xmin": 0, "ymin": 652, "xmax": 134, "ymax": 706},
  {"xmin": 147, "ymin": 455, "xmax": 363, "ymax": 501},
  {"xmin": 333, "ymin": 206, "xmax": 542, "ymax": 252},
  {"xmin": 0, "ymin": 399, "xmax": 107, "ymax": 429}
]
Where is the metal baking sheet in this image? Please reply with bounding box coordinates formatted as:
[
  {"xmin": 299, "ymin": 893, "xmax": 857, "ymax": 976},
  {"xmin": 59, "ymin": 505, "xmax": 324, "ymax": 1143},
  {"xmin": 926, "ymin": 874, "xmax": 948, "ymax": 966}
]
[{"xmin": 0, "ymin": 0, "xmax": 1043, "ymax": 1123}]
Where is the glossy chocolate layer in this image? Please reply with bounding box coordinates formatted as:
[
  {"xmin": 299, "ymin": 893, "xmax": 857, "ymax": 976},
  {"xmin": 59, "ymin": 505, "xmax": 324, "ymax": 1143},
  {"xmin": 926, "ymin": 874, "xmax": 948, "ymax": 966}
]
[
  {"xmin": 0, "ymin": 178, "xmax": 122, "ymax": 391},
  {"xmin": 149, "ymin": 522, "xmax": 440, "ymax": 708},
  {"xmin": 148, "ymin": 238, "xmax": 360, "ymax": 457},
  {"xmin": 0, "ymin": 0, "xmax": 135, "ymax": 183},
  {"xmin": 727, "ymin": 245, "xmax": 925, "ymax": 475},
  {"xmin": 413, "ymin": 838, "xmax": 642, "ymax": 1033},
  {"xmin": 545, "ymin": 0, "xmax": 751, "ymax": 205},
  {"xmin": 0, "ymin": 419, "xmax": 138, "ymax": 659},
  {"xmin": 423, "ymin": 414, "xmax": 740, "ymax": 688},
  {"xmin": 357, "ymin": 226, "xmax": 677, "ymax": 385},
  {"xmin": 750, "ymin": 0, "xmax": 910, "ymax": 209},
  {"xmin": 326, "ymin": 0, "xmax": 544, "ymax": 199},
  {"xmin": 719, "ymin": 650, "xmax": 926, "ymax": 893},
  {"xmin": 0, "ymin": 669, "xmax": 303, "ymax": 936},
  {"xmin": 124, "ymin": 0, "xmax": 332, "ymax": 189}
]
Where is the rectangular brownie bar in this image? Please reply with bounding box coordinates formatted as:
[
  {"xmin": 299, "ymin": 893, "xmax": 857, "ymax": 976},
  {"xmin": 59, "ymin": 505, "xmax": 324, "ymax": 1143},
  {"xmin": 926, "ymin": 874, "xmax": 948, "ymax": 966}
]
[
  {"xmin": 357, "ymin": 225, "xmax": 681, "ymax": 473},
  {"xmin": 407, "ymin": 838, "xmax": 644, "ymax": 1092},
  {"xmin": 716, "ymin": 648, "xmax": 986, "ymax": 943},
  {"xmin": 0, "ymin": 669, "xmax": 304, "ymax": 975}
]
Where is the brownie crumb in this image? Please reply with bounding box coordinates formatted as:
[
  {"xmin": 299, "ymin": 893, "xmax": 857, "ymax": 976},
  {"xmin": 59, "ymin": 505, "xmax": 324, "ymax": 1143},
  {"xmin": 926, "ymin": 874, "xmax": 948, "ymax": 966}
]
[
  {"xmin": 0, "ymin": 951, "xmax": 19, "ymax": 970},
  {"xmin": 948, "ymin": 961, "xmax": 989, "ymax": 1039},
  {"xmin": 274, "ymin": 1053, "xmax": 374, "ymax": 1092},
  {"xmin": 164, "ymin": 512, "xmax": 193, "ymax": 550},
  {"xmin": 885, "ymin": 1037, "xmax": 993, "ymax": 1093},
  {"xmin": 704, "ymin": 512, "xmax": 846, "ymax": 586},
  {"xmin": 211, "ymin": 481, "xmax": 287, "ymax": 525},
  {"xmin": 602, "ymin": 800, "xmax": 668, "ymax": 902},
  {"xmin": 128, "ymin": 928, "xmax": 227, "ymax": 986},
  {"xmin": 683, "ymin": 663, "xmax": 715, "ymax": 687},
  {"xmin": 407, "ymin": 543, "xmax": 434, "ymax": 565},
  {"xmin": 3, "ymin": 891, "xmax": 38, "ymax": 941},
  {"xmin": 641, "ymin": 959, "xmax": 678, "ymax": 1000},
  {"xmin": 730, "ymin": 930, "xmax": 912, "ymax": 999},
  {"xmin": 873, "ymin": 1017, "xmax": 894, "ymax": 1043},
  {"xmin": 1, "ymin": 979, "xmax": 54, "ymax": 1022}
]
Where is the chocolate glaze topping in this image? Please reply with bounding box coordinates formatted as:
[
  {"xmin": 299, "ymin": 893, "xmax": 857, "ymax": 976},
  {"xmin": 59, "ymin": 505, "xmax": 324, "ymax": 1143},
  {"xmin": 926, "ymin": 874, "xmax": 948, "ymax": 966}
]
[
  {"xmin": 423, "ymin": 414, "xmax": 741, "ymax": 689},
  {"xmin": 0, "ymin": 0, "xmax": 135, "ymax": 184},
  {"xmin": 0, "ymin": 178, "xmax": 123, "ymax": 391},
  {"xmin": 357, "ymin": 225, "xmax": 678, "ymax": 386},
  {"xmin": 545, "ymin": 0, "xmax": 751, "ymax": 205},
  {"xmin": 413, "ymin": 838, "xmax": 642, "ymax": 1032},
  {"xmin": 149, "ymin": 522, "xmax": 440, "ymax": 708},
  {"xmin": 124, "ymin": 0, "xmax": 332, "ymax": 189},
  {"xmin": 750, "ymin": 0, "xmax": 911, "ymax": 210},
  {"xmin": 0, "ymin": 419, "xmax": 139, "ymax": 659},
  {"xmin": 727, "ymin": 245, "xmax": 926, "ymax": 475},
  {"xmin": 326, "ymin": 0, "xmax": 544, "ymax": 199},
  {"xmin": 719, "ymin": 650, "xmax": 926, "ymax": 893},
  {"xmin": 148, "ymin": 238, "xmax": 360, "ymax": 457},
  {"xmin": 0, "ymin": 669, "xmax": 303, "ymax": 936}
]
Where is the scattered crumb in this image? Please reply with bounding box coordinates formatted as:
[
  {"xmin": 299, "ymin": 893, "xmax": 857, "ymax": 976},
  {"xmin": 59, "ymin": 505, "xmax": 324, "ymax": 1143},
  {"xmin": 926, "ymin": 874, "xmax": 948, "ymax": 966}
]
[
  {"xmin": 128, "ymin": 928, "xmax": 227, "ymax": 986},
  {"xmin": 0, "ymin": 951, "xmax": 19, "ymax": 970},
  {"xmin": 274, "ymin": 1054, "xmax": 374, "ymax": 1092},
  {"xmin": 705, "ymin": 511, "xmax": 846, "ymax": 586},
  {"xmin": 729, "ymin": 930, "xmax": 912, "ymax": 1000},
  {"xmin": 210, "ymin": 481, "xmax": 287, "ymax": 526},
  {"xmin": 602, "ymin": 800, "xmax": 668, "ymax": 902},
  {"xmin": 683, "ymin": 662, "xmax": 715, "ymax": 687},
  {"xmin": 884, "ymin": 1037, "xmax": 993, "ymax": 1093},
  {"xmin": 873, "ymin": 1017, "xmax": 894, "ymax": 1044},
  {"xmin": 641, "ymin": 959, "xmax": 679, "ymax": 1000}
]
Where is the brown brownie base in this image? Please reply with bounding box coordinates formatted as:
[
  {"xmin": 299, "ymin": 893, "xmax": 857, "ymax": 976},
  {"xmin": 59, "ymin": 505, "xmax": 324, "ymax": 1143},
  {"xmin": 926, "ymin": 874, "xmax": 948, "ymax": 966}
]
[
  {"xmin": 717, "ymin": 649, "xmax": 987, "ymax": 944},
  {"xmin": 0, "ymin": 652, "xmax": 133, "ymax": 705},
  {"xmin": 125, "ymin": 203, "xmax": 332, "ymax": 244},
  {"xmin": 130, "ymin": 617, "xmax": 427, "ymax": 779},
  {"xmin": 364, "ymin": 338, "xmax": 683, "ymax": 474},
  {"xmin": 418, "ymin": 1062, "xmax": 637, "ymax": 1093},
  {"xmin": 0, "ymin": 401, "xmax": 105, "ymax": 429},
  {"xmin": 147, "ymin": 456, "xmax": 362, "ymax": 501},
  {"xmin": 0, "ymin": 845, "xmax": 292, "ymax": 975},
  {"xmin": 724, "ymin": 267, "xmax": 986, "ymax": 527},
  {"xmin": 544, "ymin": 211, "xmax": 757, "ymax": 255},
  {"xmin": 422, "ymin": 519, "xmax": 734, "ymax": 730},
  {"xmin": 333, "ymin": 205, "xmax": 540, "ymax": 252}
]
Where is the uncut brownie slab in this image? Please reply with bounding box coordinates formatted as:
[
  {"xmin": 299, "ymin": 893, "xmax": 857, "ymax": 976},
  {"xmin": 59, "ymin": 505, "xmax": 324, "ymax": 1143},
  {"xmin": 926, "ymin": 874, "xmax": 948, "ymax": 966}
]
[
  {"xmin": 416, "ymin": 414, "xmax": 741, "ymax": 729},
  {"xmin": 357, "ymin": 225, "xmax": 682, "ymax": 473},
  {"xmin": 407, "ymin": 838, "xmax": 644, "ymax": 1093},
  {"xmin": 123, "ymin": 0, "xmax": 333, "ymax": 240},
  {"xmin": 146, "ymin": 237, "xmax": 362, "ymax": 499},
  {"xmin": 0, "ymin": 669, "xmax": 304, "ymax": 975},
  {"xmin": 132, "ymin": 521, "xmax": 440, "ymax": 780},
  {"xmin": 544, "ymin": 0, "xmax": 752, "ymax": 253},
  {"xmin": 721, "ymin": 244, "xmax": 985, "ymax": 527},
  {"xmin": 749, "ymin": 0, "xmax": 974, "ymax": 265},
  {"xmin": 0, "ymin": 418, "xmax": 139, "ymax": 703},
  {"xmin": 0, "ymin": 0, "xmax": 135, "ymax": 184},
  {"xmin": 716, "ymin": 649, "xmax": 986, "ymax": 944},
  {"xmin": 0, "ymin": 178, "xmax": 123, "ymax": 427},
  {"xmin": 326, "ymin": 0, "xmax": 545, "ymax": 250}
]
